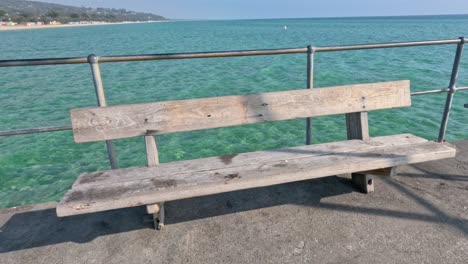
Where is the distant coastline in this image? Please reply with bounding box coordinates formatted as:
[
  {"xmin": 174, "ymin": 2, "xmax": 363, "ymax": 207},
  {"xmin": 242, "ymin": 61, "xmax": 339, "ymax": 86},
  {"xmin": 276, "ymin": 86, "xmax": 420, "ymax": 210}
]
[{"xmin": 0, "ymin": 20, "xmax": 167, "ymax": 31}]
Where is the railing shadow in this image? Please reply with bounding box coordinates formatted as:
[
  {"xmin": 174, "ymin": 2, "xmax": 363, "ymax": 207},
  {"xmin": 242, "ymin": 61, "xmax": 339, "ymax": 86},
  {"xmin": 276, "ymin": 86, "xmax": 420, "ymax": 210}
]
[
  {"xmin": 385, "ymin": 178, "xmax": 468, "ymax": 235},
  {"xmin": 398, "ymin": 172, "xmax": 468, "ymax": 182},
  {"xmin": 402, "ymin": 161, "xmax": 468, "ymax": 182}
]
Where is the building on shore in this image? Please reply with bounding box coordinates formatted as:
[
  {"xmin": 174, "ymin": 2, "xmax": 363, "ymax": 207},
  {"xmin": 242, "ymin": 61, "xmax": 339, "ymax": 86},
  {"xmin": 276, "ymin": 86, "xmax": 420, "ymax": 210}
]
[{"xmin": 0, "ymin": 21, "xmax": 17, "ymax": 26}]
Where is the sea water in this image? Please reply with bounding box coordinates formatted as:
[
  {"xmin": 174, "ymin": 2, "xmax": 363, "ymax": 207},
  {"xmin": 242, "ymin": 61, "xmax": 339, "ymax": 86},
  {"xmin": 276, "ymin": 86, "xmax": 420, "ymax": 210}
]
[{"xmin": 1, "ymin": 16, "xmax": 468, "ymax": 208}]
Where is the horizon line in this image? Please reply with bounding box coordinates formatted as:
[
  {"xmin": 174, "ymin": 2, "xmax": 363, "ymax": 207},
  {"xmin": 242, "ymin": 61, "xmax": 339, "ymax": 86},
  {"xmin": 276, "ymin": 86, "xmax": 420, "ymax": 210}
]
[{"xmin": 167, "ymin": 13, "xmax": 468, "ymax": 21}]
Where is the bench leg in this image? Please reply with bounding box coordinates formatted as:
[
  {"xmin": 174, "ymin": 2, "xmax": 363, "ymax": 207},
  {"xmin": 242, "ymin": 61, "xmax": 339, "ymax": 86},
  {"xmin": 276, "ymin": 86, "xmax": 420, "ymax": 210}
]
[
  {"xmin": 353, "ymin": 167, "xmax": 398, "ymax": 193},
  {"xmin": 352, "ymin": 173, "xmax": 374, "ymax": 193},
  {"xmin": 146, "ymin": 202, "xmax": 165, "ymax": 230}
]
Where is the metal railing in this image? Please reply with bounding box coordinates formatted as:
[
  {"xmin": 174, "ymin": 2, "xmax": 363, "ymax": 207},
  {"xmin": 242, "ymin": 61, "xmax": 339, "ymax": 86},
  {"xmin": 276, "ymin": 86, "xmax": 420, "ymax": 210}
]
[{"xmin": 1, "ymin": 37, "xmax": 467, "ymax": 169}]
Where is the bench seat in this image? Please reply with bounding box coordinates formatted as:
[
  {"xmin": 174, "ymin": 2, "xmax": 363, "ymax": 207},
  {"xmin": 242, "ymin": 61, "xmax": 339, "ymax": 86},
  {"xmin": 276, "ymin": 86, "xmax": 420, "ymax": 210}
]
[{"xmin": 56, "ymin": 133, "xmax": 456, "ymax": 217}]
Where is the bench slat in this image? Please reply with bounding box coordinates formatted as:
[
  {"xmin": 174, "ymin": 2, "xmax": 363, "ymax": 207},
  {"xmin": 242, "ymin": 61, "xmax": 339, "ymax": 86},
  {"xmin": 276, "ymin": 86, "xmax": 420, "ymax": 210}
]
[
  {"xmin": 57, "ymin": 135, "xmax": 455, "ymax": 217},
  {"xmin": 72, "ymin": 133, "xmax": 426, "ymax": 188},
  {"xmin": 71, "ymin": 80, "xmax": 410, "ymax": 143}
]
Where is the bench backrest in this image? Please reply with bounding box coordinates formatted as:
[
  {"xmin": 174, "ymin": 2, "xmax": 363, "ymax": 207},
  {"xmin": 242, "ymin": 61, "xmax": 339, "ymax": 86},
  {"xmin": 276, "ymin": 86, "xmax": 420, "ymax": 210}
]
[{"xmin": 70, "ymin": 80, "xmax": 410, "ymax": 143}]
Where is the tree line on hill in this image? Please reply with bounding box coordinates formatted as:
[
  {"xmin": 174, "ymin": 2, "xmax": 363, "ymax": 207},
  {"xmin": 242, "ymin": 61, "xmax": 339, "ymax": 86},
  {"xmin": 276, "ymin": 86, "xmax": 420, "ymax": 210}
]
[{"xmin": 0, "ymin": 0, "xmax": 166, "ymax": 24}]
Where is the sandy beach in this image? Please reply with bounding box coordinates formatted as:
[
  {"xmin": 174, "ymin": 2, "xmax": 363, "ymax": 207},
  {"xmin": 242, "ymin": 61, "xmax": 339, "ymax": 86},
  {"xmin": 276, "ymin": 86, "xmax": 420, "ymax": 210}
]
[{"xmin": 0, "ymin": 21, "xmax": 165, "ymax": 31}]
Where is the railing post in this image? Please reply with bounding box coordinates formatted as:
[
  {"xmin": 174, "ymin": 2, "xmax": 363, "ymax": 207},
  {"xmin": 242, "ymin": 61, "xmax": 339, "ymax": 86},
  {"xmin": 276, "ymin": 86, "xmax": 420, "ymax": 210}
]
[
  {"xmin": 438, "ymin": 37, "xmax": 465, "ymax": 143},
  {"xmin": 306, "ymin": 45, "xmax": 315, "ymax": 145},
  {"xmin": 88, "ymin": 54, "xmax": 119, "ymax": 169}
]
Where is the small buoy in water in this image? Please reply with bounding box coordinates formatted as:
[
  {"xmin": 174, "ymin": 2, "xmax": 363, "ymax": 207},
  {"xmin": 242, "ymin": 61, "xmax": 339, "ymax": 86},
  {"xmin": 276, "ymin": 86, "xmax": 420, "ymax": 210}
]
[{"xmin": 284, "ymin": 26, "xmax": 288, "ymax": 30}]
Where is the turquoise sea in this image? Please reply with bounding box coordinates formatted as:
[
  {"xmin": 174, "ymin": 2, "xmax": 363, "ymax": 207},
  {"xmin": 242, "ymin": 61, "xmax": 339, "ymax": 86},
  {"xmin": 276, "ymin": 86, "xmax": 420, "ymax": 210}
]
[{"xmin": 1, "ymin": 16, "xmax": 468, "ymax": 208}]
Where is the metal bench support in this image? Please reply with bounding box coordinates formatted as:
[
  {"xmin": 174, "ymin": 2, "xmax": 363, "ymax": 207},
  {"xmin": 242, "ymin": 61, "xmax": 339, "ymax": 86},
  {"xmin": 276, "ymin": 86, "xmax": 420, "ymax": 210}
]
[{"xmin": 147, "ymin": 203, "xmax": 165, "ymax": 230}]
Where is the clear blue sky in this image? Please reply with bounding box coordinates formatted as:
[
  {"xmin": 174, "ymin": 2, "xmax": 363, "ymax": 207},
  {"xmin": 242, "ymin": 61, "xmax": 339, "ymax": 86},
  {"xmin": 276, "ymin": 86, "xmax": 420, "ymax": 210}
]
[{"xmin": 36, "ymin": 0, "xmax": 468, "ymax": 19}]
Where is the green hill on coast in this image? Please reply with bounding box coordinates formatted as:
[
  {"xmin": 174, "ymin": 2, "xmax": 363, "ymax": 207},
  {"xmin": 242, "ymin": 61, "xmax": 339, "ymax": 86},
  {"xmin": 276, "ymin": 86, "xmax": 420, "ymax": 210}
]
[{"xmin": 0, "ymin": 0, "xmax": 166, "ymax": 23}]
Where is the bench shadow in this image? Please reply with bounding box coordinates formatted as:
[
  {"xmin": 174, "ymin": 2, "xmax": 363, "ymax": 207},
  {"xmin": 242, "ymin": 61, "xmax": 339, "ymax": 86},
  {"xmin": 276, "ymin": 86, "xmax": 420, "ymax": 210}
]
[
  {"xmin": 3, "ymin": 166, "xmax": 467, "ymax": 254},
  {"xmin": 0, "ymin": 205, "xmax": 149, "ymax": 253},
  {"xmin": 2, "ymin": 169, "xmax": 467, "ymax": 253},
  {"xmin": 165, "ymin": 175, "xmax": 352, "ymax": 224},
  {"xmin": 0, "ymin": 176, "xmax": 353, "ymax": 253}
]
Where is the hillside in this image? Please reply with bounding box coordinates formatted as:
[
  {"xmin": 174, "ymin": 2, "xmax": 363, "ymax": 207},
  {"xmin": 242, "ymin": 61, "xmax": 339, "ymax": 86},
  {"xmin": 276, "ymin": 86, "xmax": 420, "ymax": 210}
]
[{"xmin": 0, "ymin": 0, "xmax": 166, "ymax": 23}]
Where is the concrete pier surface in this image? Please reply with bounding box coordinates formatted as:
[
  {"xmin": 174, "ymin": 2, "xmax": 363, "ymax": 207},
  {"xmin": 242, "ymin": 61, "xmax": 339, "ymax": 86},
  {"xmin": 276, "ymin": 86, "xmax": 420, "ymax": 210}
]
[{"xmin": 1, "ymin": 141, "xmax": 467, "ymax": 264}]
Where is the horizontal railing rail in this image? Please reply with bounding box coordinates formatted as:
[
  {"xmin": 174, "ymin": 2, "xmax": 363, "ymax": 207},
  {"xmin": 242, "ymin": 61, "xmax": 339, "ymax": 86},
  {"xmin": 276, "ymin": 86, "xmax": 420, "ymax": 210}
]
[
  {"xmin": 0, "ymin": 126, "xmax": 72, "ymax": 136},
  {"xmin": 1, "ymin": 38, "xmax": 467, "ymax": 67},
  {"xmin": 0, "ymin": 37, "xmax": 467, "ymax": 168}
]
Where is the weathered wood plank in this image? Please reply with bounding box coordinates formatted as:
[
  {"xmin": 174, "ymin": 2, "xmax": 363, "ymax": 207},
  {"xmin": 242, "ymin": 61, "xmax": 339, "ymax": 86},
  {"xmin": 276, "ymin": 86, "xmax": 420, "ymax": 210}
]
[
  {"xmin": 346, "ymin": 112, "xmax": 370, "ymax": 141},
  {"xmin": 72, "ymin": 134, "xmax": 426, "ymax": 188},
  {"xmin": 57, "ymin": 140, "xmax": 455, "ymax": 217},
  {"xmin": 144, "ymin": 135, "xmax": 159, "ymax": 167},
  {"xmin": 71, "ymin": 80, "xmax": 411, "ymax": 143}
]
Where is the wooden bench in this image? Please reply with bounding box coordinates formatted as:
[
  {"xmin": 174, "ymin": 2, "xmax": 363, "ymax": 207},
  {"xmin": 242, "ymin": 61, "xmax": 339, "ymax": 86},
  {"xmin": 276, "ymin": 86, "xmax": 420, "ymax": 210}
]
[{"xmin": 56, "ymin": 80, "xmax": 456, "ymax": 229}]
